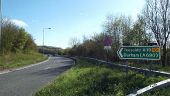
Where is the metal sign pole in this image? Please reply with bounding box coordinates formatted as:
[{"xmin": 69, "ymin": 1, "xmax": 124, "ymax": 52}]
[
  {"xmin": 126, "ymin": 60, "xmax": 128, "ymax": 83},
  {"xmin": 148, "ymin": 43, "xmax": 158, "ymax": 76},
  {"xmin": 103, "ymin": 36, "xmax": 112, "ymax": 63},
  {"xmin": 0, "ymin": 0, "xmax": 2, "ymax": 53},
  {"xmin": 126, "ymin": 60, "xmax": 128, "ymax": 75},
  {"xmin": 149, "ymin": 61, "xmax": 152, "ymax": 76},
  {"xmin": 107, "ymin": 49, "xmax": 108, "ymax": 63}
]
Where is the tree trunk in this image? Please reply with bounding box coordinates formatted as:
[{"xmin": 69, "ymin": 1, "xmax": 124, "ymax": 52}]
[{"xmin": 162, "ymin": 44, "xmax": 167, "ymax": 67}]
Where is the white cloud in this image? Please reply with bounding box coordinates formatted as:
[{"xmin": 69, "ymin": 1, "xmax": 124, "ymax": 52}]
[{"xmin": 11, "ymin": 19, "xmax": 28, "ymax": 27}]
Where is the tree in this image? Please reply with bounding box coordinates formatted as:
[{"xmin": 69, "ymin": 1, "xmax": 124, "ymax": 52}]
[
  {"xmin": 103, "ymin": 15, "xmax": 122, "ymax": 55},
  {"xmin": 143, "ymin": 0, "xmax": 170, "ymax": 66},
  {"xmin": 1, "ymin": 19, "xmax": 18, "ymax": 53},
  {"xmin": 91, "ymin": 33, "xmax": 105, "ymax": 59},
  {"xmin": 13, "ymin": 28, "xmax": 28, "ymax": 52},
  {"xmin": 0, "ymin": 18, "xmax": 38, "ymax": 54},
  {"xmin": 120, "ymin": 16, "xmax": 133, "ymax": 45},
  {"xmin": 23, "ymin": 34, "xmax": 37, "ymax": 52},
  {"xmin": 69, "ymin": 37, "xmax": 80, "ymax": 48},
  {"xmin": 131, "ymin": 15, "xmax": 151, "ymax": 45}
]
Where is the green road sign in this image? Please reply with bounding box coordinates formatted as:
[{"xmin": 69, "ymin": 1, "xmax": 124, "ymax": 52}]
[{"xmin": 117, "ymin": 46, "xmax": 161, "ymax": 60}]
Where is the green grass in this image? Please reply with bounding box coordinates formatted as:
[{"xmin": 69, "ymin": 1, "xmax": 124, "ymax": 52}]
[
  {"xmin": 35, "ymin": 59, "xmax": 167, "ymax": 96},
  {"xmin": 0, "ymin": 52, "xmax": 47, "ymax": 69}
]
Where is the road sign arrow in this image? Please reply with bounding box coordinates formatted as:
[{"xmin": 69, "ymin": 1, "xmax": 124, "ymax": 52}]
[
  {"xmin": 117, "ymin": 47, "xmax": 123, "ymax": 58},
  {"xmin": 117, "ymin": 46, "xmax": 160, "ymax": 60}
]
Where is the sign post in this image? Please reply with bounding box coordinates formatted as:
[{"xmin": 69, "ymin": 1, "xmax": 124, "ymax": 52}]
[
  {"xmin": 103, "ymin": 37, "xmax": 112, "ymax": 62},
  {"xmin": 148, "ymin": 43, "xmax": 158, "ymax": 75}
]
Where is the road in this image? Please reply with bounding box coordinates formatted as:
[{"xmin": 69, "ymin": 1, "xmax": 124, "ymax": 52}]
[{"xmin": 0, "ymin": 56, "xmax": 74, "ymax": 96}]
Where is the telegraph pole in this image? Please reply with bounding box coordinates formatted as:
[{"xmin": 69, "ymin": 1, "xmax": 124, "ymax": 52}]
[{"xmin": 0, "ymin": 0, "xmax": 2, "ymax": 53}]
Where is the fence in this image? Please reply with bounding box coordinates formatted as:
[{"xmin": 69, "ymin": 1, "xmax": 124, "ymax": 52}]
[{"xmin": 80, "ymin": 57, "xmax": 170, "ymax": 77}]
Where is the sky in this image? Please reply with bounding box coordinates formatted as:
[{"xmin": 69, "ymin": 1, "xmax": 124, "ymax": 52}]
[{"xmin": 2, "ymin": 0, "xmax": 145, "ymax": 49}]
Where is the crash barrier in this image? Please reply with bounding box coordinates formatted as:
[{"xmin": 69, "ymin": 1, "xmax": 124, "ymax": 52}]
[
  {"xmin": 63, "ymin": 55, "xmax": 77, "ymax": 66},
  {"xmin": 80, "ymin": 57, "xmax": 170, "ymax": 77},
  {"xmin": 127, "ymin": 79, "xmax": 170, "ymax": 96}
]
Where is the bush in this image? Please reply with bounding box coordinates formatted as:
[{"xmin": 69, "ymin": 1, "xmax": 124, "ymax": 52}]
[{"xmin": 0, "ymin": 18, "xmax": 37, "ymax": 54}]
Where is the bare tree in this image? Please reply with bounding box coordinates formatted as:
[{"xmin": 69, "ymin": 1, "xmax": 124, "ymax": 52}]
[
  {"xmin": 143, "ymin": 0, "xmax": 170, "ymax": 66},
  {"xmin": 69, "ymin": 37, "xmax": 80, "ymax": 47}
]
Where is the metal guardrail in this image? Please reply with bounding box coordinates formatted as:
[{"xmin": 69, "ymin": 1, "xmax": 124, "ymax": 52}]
[
  {"xmin": 81, "ymin": 57, "xmax": 170, "ymax": 77},
  {"xmin": 127, "ymin": 79, "xmax": 170, "ymax": 96},
  {"xmin": 62, "ymin": 56, "xmax": 77, "ymax": 66}
]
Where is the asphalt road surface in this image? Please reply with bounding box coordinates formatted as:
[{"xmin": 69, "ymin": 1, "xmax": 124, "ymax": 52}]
[{"xmin": 0, "ymin": 56, "xmax": 74, "ymax": 96}]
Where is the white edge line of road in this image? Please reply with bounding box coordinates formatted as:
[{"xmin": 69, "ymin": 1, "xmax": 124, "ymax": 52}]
[{"xmin": 0, "ymin": 57, "xmax": 50, "ymax": 75}]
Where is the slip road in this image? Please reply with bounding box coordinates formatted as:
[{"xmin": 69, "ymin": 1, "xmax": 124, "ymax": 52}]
[{"xmin": 0, "ymin": 56, "xmax": 74, "ymax": 96}]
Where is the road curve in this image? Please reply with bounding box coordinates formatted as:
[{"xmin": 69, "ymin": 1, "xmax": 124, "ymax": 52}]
[{"xmin": 0, "ymin": 56, "xmax": 74, "ymax": 96}]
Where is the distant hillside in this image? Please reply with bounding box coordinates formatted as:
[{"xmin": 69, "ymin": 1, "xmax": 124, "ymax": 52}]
[{"xmin": 38, "ymin": 46, "xmax": 64, "ymax": 55}]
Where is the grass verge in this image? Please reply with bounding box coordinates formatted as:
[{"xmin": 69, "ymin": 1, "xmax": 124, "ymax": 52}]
[
  {"xmin": 0, "ymin": 52, "xmax": 47, "ymax": 69},
  {"xmin": 35, "ymin": 59, "xmax": 167, "ymax": 96}
]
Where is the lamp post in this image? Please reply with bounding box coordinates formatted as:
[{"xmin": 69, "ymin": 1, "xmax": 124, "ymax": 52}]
[
  {"xmin": 42, "ymin": 28, "xmax": 51, "ymax": 55},
  {"xmin": 0, "ymin": 0, "xmax": 2, "ymax": 53},
  {"xmin": 168, "ymin": 20, "xmax": 170, "ymax": 31}
]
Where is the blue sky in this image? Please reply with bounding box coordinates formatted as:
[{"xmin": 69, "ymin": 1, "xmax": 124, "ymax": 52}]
[{"xmin": 2, "ymin": 0, "xmax": 145, "ymax": 49}]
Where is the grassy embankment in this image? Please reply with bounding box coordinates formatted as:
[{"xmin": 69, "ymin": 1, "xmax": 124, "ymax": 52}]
[
  {"xmin": 35, "ymin": 58, "xmax": 167, "ymax": 96},
  {"xmin": 0, "ymin": 52, "xmax": 47, "ymax": 70}
]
